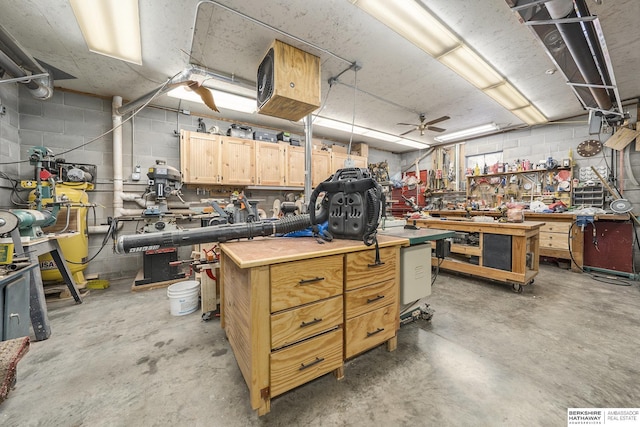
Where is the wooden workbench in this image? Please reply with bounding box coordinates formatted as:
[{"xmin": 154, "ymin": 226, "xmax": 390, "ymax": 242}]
[
  {"xmin": 219, "ymin": 234, "xmax": 407, "ymax": 416},
  {"xmin": 415, "ymin": 218, "xmax": 544, "ymax": 292},
  {"xmin": 424, "ymin": 210, "xmax": 630, "ymax": 272}
]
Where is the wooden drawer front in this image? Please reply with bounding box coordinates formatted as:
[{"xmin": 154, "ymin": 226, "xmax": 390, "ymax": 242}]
[
  {"xmin": 270, "ymin": 328, "xmax": 343, "ymax": 397},
  {"xmin": 540, "ymin": 222, "xmax": 571, "ymax": 233},
  {"xmin": 271, "ymin": 255, "xmax": 343, "ymax": 312},
  {"xmin": 344, "ymin": 304, "xmax": 397, "ymax": 359},
  {"xmin": 345, "ymin": 279, "xmax": 396, "ymax": 320},
  {"xmin": 345, "ymin": 247, "xmax": 397, "ymax": 290},
  {"xmin": 271, "ymin": 296, "xmax": 343, "ymax": 349},
  {"xmin": 540, "ymin": 232, "xmax": 569, "ymax": 250}
]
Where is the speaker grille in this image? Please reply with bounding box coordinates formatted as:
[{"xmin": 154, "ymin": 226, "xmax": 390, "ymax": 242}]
[{"xmin": 257, "ymin": 48, "xmax": 274, "ymax": 108}]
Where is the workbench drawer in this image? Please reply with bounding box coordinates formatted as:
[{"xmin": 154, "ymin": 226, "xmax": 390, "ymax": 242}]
[
  {"xmin": 271, "ymin": 255, "xmax": 343, "ymax": 312},
  {"xmin": 540, "ymin": 222, "xmax": 571, "ymax": 233},
  {"xmin": 345, "ymin": 279, "xmax": 396, "ymax": 320},
  {"xmin": 540, "ymin": 232, "xmax": 569, "ymax": 250},
  {"xmin": 270, "ymin": 328, "xmax": 343, "ymax": 397},
  {"xmin": 344, "ymin": 304, "xmax": 397, "ymax": 359},
  {"xmin": 271, "ymin": 295, "xmax": 343, "ymax": 349},
  {"xmin": 344, "ymin": 247, "xmax": 397, "ymax": 290}
]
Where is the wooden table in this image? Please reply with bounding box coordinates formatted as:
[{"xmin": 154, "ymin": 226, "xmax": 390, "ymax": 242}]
[
  {"xmin": 415, "ymin": 218, "xmax": 544, "ymax": 292},
  {"xmin": 219, "ymin": 234, "xmax": 407, "ymax": 415},
  {"xmin": 425, "ymin": 210, "xmax": 629, "ymax": 272}
]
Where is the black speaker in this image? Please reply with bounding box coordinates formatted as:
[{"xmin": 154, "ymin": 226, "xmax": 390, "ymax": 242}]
[{"xmin": 257, "ymin": 48, "xmax": 274, "ymax": 109}]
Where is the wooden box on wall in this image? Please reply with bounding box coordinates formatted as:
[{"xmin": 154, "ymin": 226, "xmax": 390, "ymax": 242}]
[{"xmin": 257, "ymin": 39, "xmax": 321, "ymax": 121}]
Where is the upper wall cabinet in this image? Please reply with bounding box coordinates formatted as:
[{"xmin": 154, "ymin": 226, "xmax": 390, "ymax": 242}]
[
  {"xmin": 181, "ymin": 130, "xmax": 368, "ymax": 189},
  {"xmin": 220, "ymin": 136, "xmax": 256, "ymax": 186},
  {"xmin": 180, "ymin": 131, "xmax": 221, "ymax": 184},
  {"xmin": 286, "ymin": 145, "xmax": 306, "ymax": 187},
  {"xmin": 255, "ymin": 140, "xmax": 286, "ymax": 186},
  {"xmin": 180, "ymin": 131, "xmax": 255, "ymax": 186}
]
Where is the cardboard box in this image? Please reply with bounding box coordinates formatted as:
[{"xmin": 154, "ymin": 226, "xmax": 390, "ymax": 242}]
[{"xmin": 352, "ymin": 142, "xmax": 369, "ymax": 158}]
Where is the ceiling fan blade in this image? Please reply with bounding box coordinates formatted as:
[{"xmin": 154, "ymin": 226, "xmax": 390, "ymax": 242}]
[
  {"xmin": 397, "ymin": 122, "xmax": 419, "ymax": 126},
  {"xmin": 400, "ymin": 128, "xmax": 416, "ymax": 136},
  {"xmin": 424, "ymin": 115, "xmax": 450, "ymax": 126},
  {"xmin": 427, "ymin": 126, "xmax": 446, "ymax": 133}
]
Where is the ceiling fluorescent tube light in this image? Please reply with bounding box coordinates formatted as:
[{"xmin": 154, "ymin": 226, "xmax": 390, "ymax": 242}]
[
  {"xmin": 314, "ymin": 117, "xmax": 429, "ymax": 148},
  {"xmin": 167, "ymin": 87, "xmax": 257, "ymax": 114},
  {"xmin": 352, "ymin": 0, "xmax": 547, "ymax": 125},
  {"xmin": 70, "ymin": 0, "xmax": 142, "ymax": 65},
  {"xmin": 434, "ymin": 123, "xmax": 499, "ymax": 143}
]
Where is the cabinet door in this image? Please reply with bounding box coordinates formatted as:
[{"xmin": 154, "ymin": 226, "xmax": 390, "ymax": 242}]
[
  {"xmin": 220, "ymin": 137, "xmax": 256, "ymax": 185},
  {"xmin": 255, "ymin": 141, "xmax": 285, "ymax": 186},
  {"xmin": 3, "ymin": 275, "xmax": 31, "ymax": 340},
  {"xmin": 180, "ymin": 131, "xmax": 221, "ymax": 184},
  {"xmin": 286, "ymin": 145, "xmax": 306, "ymax": 187},
  {"xmin": 312, "ymin": 150, "xmax": 332, "ymax": 187}
]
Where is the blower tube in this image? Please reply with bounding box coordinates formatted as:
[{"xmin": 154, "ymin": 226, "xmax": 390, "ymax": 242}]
[{"xmin": 116, "ymin": 214, "xmax": 312, "ymax": 254}]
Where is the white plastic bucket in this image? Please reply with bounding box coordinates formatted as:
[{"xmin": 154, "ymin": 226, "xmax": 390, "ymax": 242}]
[{"xmin": 167, "ymin": 280, "xmax": 200, "ymax": 316}]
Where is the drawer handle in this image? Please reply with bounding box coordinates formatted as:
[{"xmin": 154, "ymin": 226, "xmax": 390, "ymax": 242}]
[
  {"xmin": 299, "ymin": 357, "xmax": 325, "ymax": 371},
  {"xmin": 367, "ymin": 261, "xmax": 385, "ymax": 268},
  {"xmin": 300, "ymin": 317, "xmax": 322, "ymax": 328},
  {"xmin": 9, "ymin": 313, "xmax": 20, "ymax": 324},
  {"xmin": 366, "ymin": 327, "xmax": 385, "ymax": 337},
  {"xmin": 366, "ymin": 295, "xmax": 385, "ymax": 304},
  {"xmin": 298, "ymin": 277, "xmax": 324, "ymax": 285}
]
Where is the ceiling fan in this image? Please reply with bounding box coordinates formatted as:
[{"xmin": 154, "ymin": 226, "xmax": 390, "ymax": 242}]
[{"xmin": 398, "ymin": 113, "xmax": 450, "ymax": 136}]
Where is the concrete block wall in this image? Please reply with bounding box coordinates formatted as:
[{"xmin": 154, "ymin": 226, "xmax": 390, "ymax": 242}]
[
  {"xmin": 0, "ymin": 84, "xmax": 20, "ymax": 209},
  {"xmin": 7, "ymin": 87, "xmax": 403, "ymax": 280}
]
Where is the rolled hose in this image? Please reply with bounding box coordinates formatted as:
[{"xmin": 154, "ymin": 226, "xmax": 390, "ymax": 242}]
[{"xmin": 116, "ymin": 214, "xmax": 312, "ymax": 254}]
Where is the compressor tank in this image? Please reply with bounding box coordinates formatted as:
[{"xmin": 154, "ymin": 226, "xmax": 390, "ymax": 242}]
[{"xmin": 29, "ymin": 182, "xmax": 90, "ymax": 285}]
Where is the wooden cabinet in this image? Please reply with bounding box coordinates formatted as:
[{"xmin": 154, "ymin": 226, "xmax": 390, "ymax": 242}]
[
  {"xmin": 312, "ymin": 149, "xmax": 332, "ymax": 187},
  {"xmin": 219, "ymin": 136, "xmax": 255, "ymax": 185},
  {"xmin": 344, "ymin": 247, "xmax": 399, "ymax": 359},
  {"xmin": 219, "ymin": 236, "xmax": 404, "ymax": 415},
  {"xmin": 255, "ymin": 141, "xmax": 285, "ymax": 186},
  {"xmin": 180, "ymin": 131, "xmax": 255, "ymax": 185},
  {"xmin": 286, "ymin": 145, "xmax": 306, "ymax": 187},
  {"xmin": 180, "ymin": 131, "xmax": 221, "ymax": 184},
  {"xmin": 181, "ymin": 130, "xmax": 368, "ymax": 189}
]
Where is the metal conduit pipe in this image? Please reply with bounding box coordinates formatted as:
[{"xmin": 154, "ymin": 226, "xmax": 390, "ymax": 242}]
[
  {"xmin": 546, "ymin": 0, "xmax": 612, "ymax": 110},
  {"xmin": 116, "ymin": 64, "xmax": 255, "ymax": 116},
  {"xmin": 0, "ymin": 25, "xmax": 52, "ymax": 99}
]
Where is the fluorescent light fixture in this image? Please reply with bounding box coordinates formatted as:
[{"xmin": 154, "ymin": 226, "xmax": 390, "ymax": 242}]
[
  {"xmin": 70, "ymin": 0, "xmax": 142, "ymax": 65},
  {"xmin": 434, "ymin": 123, "xmax": 499, "ymax": 143},
  {"xmin": 314, "ymin": 116, "xmax": 429, "ymax": 149},
  {"xmin": 167, "ymin": 86, "xmax": 257, "ymax": 114},
  {"xmin": 352, "ymin": 0, "xmax": 548, "ymax": 125}
]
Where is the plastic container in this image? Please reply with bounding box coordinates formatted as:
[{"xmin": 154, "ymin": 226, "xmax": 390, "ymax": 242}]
[{"xmin": 166, "ymin": 280, "xmax": 200, "ymax": 316}]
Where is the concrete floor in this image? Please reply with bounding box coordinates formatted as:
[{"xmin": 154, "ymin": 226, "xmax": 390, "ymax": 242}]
[{"xmin": 1, "ymin": 264, "xmax": 639, "ymax": 426}]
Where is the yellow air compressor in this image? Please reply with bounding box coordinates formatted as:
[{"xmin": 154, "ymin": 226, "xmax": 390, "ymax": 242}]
[
  {"xmin": 21, "ymin": 147, "xmax": 96, "ymax": 286},
  {"xmin": 28, "ymin": 182, "xmax": 92, "ymax": 285}
]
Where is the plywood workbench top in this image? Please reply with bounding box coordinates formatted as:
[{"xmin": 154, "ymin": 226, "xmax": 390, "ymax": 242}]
[{"xmin": 219, "ymin": 234, "xmax": 408, "ymax": 269}]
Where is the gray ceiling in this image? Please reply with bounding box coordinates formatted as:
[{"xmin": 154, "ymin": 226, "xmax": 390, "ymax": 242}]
[{"xmin": 0, "ymin": 0, "xmax": 638, "ymax": 153}]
